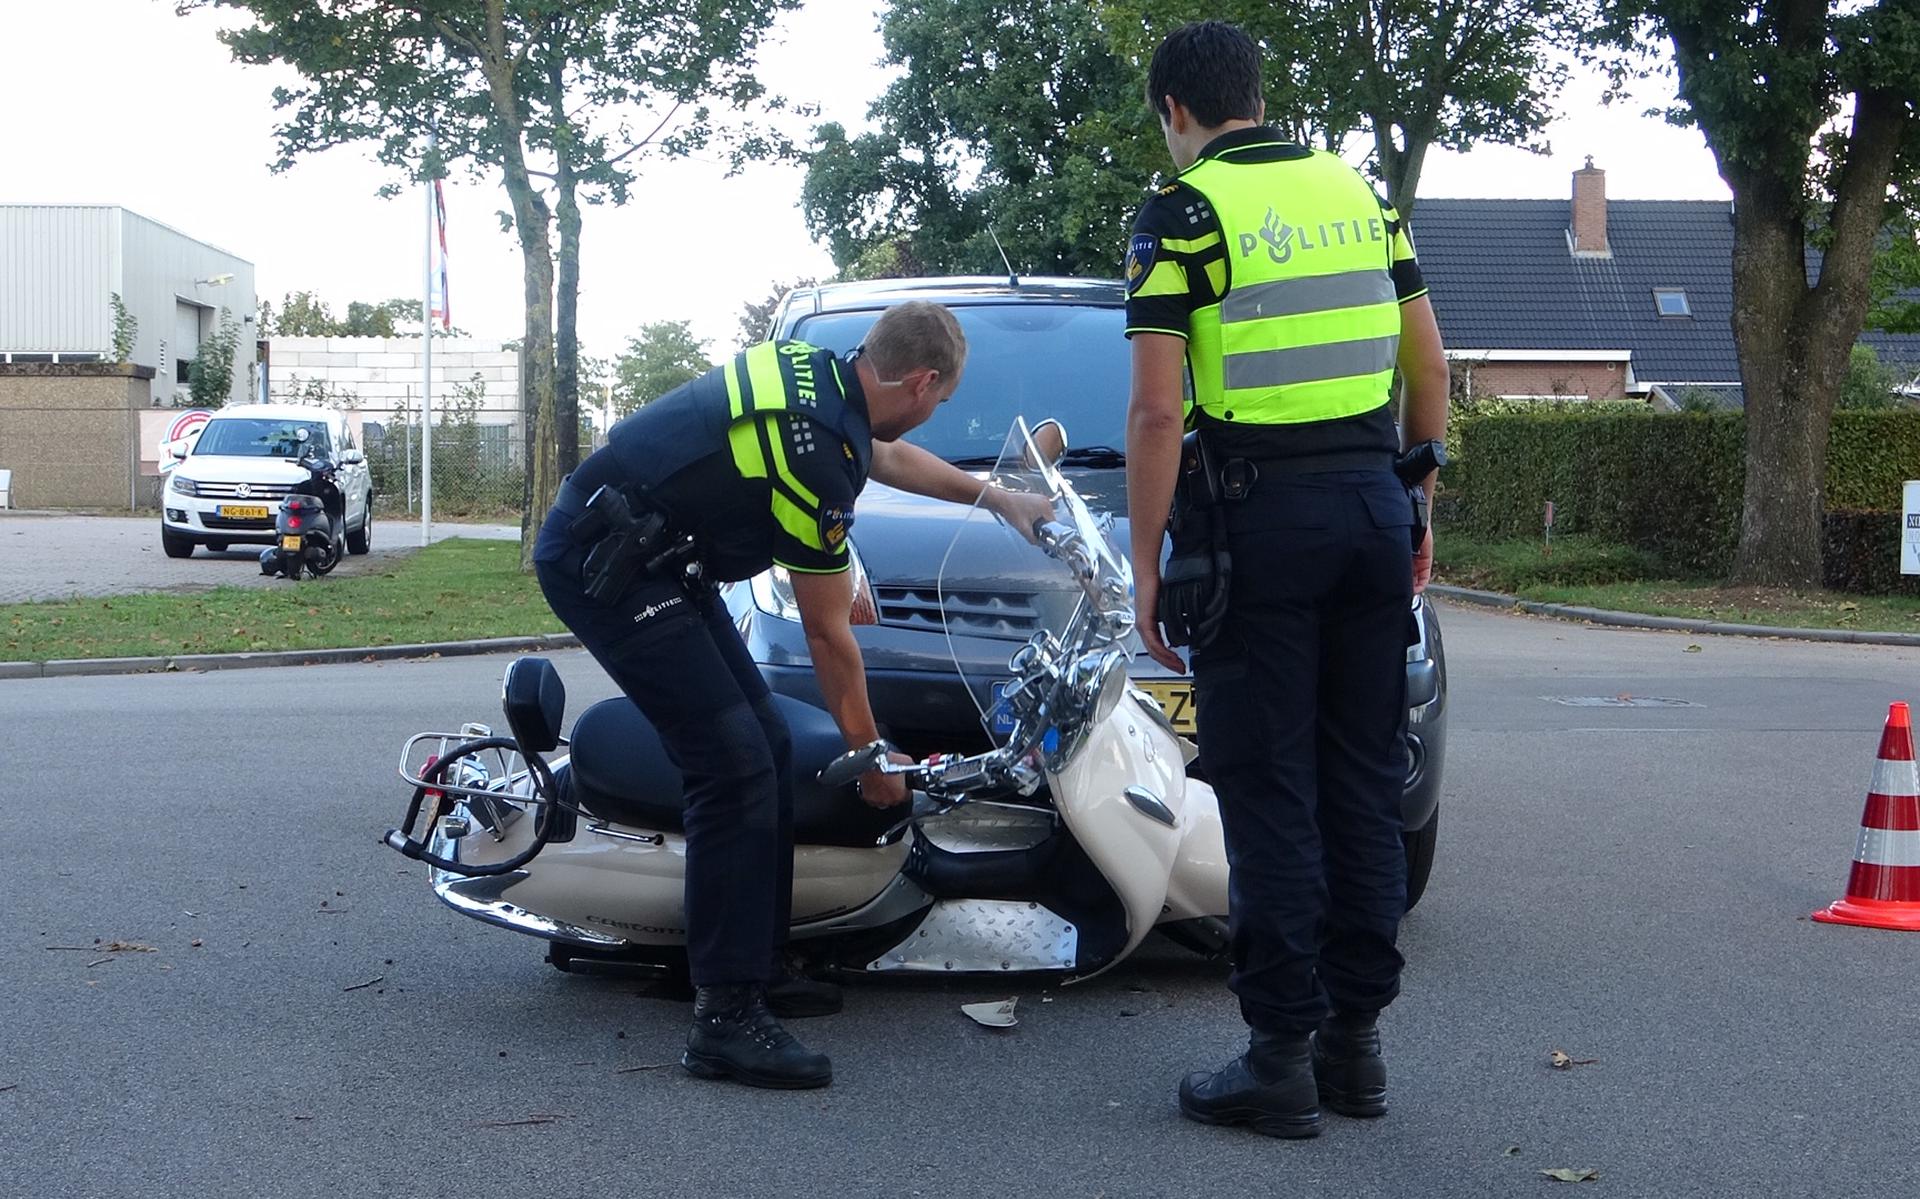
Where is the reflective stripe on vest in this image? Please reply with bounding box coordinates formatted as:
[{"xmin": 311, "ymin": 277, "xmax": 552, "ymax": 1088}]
[
  {"xmin": 1180, "ymin": 148, "xmax": 1402, "ymax": 425},
  {"xmin": 724, "ymin": 340, "xmax": 830, "ymax": 512}
]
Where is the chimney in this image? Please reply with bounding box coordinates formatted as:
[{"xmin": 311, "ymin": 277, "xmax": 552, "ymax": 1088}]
[{"xmin": 1570, "ymin": 157, "xmax": 1610, "ymax": 257}]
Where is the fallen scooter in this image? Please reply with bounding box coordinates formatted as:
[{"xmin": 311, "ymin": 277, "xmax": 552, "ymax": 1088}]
[{"xmin": 382, "ymin": 417, "xmax": 1231, "ymax": 989}]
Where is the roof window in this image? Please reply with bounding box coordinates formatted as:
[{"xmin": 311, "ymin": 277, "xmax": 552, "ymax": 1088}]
[{"xmin": 1653, "ymin": 289, "xmax": 1691, "ymax": 318}]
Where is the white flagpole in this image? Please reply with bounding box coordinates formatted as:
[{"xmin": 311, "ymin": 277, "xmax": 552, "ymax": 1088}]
[{"xmin": 420, "ymin": 157, "xmax": 435, "ymax": 547}]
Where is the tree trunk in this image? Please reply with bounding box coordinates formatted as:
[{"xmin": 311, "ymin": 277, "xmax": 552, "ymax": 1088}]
[
  {"xmin": 550, "ymin": 63, "xmax": 582, "ymax": 477},
  {"xmin": 477, "ymin": 2, "xmax": 557, "ymax": 569},
  {"xmin": 1728, "ymin": 88, "xmax": 1905, "ymax": 588}
]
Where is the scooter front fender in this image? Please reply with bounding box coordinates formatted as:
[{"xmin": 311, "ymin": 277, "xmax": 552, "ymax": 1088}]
[{"xmin": 1048, "ymin": 689, "xmax": 1191, "ymax": 976}]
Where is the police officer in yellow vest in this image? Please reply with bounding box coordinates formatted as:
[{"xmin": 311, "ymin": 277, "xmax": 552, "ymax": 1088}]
[
  {"xmin": 534, "ymin": 301, "xmax": 1051, "ymax": 1090},
  {"xmin": 1124, "ymin": 22, "xmax": 1449, "ymax": 1138}
]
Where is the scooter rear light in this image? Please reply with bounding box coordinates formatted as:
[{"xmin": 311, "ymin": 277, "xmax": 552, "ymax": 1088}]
[{"xmin": 288, "ymin": 515, "xmax": 302, "ymax": 529}]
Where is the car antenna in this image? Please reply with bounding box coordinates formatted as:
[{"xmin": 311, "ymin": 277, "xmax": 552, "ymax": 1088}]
[{"xmin": 987, "ymin": 227, "xmax": 1019, "ymax": 288}]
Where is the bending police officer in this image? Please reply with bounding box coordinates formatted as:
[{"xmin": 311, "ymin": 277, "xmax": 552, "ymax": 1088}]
[
  {"xmin": 1123, "ymin": 22, "xmax": 1450, "ymax": 1137},
  {"xmin": 533, "ymin": 301, "xmax": 1050, "ymax": 1090}
]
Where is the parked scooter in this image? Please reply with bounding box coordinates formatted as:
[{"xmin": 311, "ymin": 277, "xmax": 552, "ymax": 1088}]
[
  {"xmin": 259, "ymin": 428, "xmax": 344, "ymax": 581},
  {"xmin": 383, "ymin": 418, "xmax": 1231, "ymax": 985}
]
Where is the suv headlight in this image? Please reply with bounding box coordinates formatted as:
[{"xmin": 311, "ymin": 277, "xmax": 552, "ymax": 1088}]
[
  {"xmin": 169, "ymin": 474, "xmax": 199, "ymax": 496},
  {"xmin": 750, "ymin": 544, "xmax": 878, "ymax": 626}
]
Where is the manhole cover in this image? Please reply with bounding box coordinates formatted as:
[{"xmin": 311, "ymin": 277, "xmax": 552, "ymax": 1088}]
[{"xmin": 1545, "ymin": 696, "xmax": 1699, "ymax": 708}]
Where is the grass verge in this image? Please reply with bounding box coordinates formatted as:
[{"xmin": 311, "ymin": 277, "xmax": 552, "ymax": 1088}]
[
  {"xmin": 1435, "ymin": 527, "xmax": 1920, "ymax": 634},
  {"xmin": 1, "ymin": 539, "xmax": 562, "ymax": 663}
]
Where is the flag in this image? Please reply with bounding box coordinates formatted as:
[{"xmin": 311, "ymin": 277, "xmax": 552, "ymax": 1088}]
[{"xmin": 429, "ymin": 179, "xmax": 451, "ymax": 332}]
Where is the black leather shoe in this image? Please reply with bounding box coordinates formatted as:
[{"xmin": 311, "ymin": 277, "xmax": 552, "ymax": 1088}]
[
  {"xmin": 681, "ymin": 985, "xmax": 833, "ymax": 1089},
  {"xmin": 765, "ymin": 958, "xmax": 843, "ymax": 1019},
  {"xmin": 1311, "ymin": 1012, "xmax": 1387, "ymax": 1117},
  {"xmin": 1178, "ymin": 1034, "xmax": 1321, "ymax": 1138}
]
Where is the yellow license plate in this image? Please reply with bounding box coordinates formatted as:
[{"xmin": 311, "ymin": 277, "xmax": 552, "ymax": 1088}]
[
  {"xmin": 280, "ymin": 535, "xmax": 303, "ymax": 551},
  {"xmin": 1135, "ymin": 680, "xmax": 1198, "ymax": 737},
  {"xmin": 218, "ymin": 505, "xmax": 270, "ymax": 520}
]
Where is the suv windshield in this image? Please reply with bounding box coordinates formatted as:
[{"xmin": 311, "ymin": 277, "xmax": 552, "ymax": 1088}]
[
  {"xmin": 790, "ymin": 303, "xmax": 1129, "ymax": 463},
  {"xmin": 194, "ymin": 418, "xmax": 331, "ymax": 459}
]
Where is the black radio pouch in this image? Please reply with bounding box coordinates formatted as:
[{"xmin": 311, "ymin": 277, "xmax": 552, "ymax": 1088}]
[
  {"xmin": 1159, "ymin": 431, "xmax": 1233, "ymax": 650},
  {"xmin": 571, "ymin": 484, "xmax": 671, "ymax": 603}
]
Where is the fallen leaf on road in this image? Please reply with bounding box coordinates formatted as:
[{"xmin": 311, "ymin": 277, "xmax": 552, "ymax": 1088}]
[
  {"xmin": 1684, "ymin": 644, "xmax": 1703, "ymax": 653},
  {"xmin": 99, "ymin": 941, "xmax": 156, "ymax": 953},
  {"xmin": 1541, "ymin": 1168, "xmax": 1600, "ymax": 1183},
  {"xmin": 86, "ymin": 958, "xmax": 114, "ymax": 968},
  {"xmin": 292, "ymin": 1115, "xmax": 314, "ymax": 1121},
  {"xmin": 191, "ymin": 939, "xmax": 204, "ymax": 949},
  {"xmin": 478, "ymin": 1116, "xmax": 565, "ymax": 1128},
  {"xmin": 1504, "ymin": 1145, "xmax": 1522, "ymax": 1157},
  {"xmin": 0, "ymin": 1084, "xmax": 18, "ymax": 1093},
  {"xmin": 962, "ymin": 998, "xmax": 1019, "ymax": 1028},
  {"xmin": 343, "ymin": 977, "xmax": 385, "ymax": 992},
  {"xmin": 1550, "ymin": 1050, "xmax": 1599, "ymax": 1070},
  {"xmin": 614, "ymin": 1063, "xmax": 673, "ymax": 1074}
]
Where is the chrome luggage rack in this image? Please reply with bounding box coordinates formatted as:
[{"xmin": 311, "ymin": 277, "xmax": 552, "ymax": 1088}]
[{"xmin": 394, "ymin": 723, "xmax": 557, "ymax": 843}]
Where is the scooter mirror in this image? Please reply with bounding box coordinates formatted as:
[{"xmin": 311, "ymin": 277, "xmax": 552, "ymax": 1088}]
[
  {"xmin": 817, "ymin": 740, "xmax": 890, "ymax": 789},
  {"xmin": 1024, "ymin": 419, "xmax": 1068, "ymax": 471}
]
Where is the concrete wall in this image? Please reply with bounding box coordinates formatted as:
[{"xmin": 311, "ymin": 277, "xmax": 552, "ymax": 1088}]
[
  {"xmin": 0, "ymin": 363, "xmax": 155, "ymax": 509},
  {"xmin": 267, "ymin": 336, "xmax": 521, "ymax": 433}
]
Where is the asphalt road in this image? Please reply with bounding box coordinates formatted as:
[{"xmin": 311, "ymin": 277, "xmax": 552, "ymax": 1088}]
[{"xmin": 4, "ymin": 604, "xmax": 1918, "ymax": 1198}]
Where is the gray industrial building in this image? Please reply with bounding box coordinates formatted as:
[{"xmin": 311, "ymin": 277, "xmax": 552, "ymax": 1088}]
[{"xmin": 0, "ymin": 204, "xmax": 256, "ymax": 407}]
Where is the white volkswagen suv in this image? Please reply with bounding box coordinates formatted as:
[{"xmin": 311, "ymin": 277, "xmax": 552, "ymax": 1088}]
[{"xmin": 160, "ymin": 404, "xmax": 374, "ymax": 558}]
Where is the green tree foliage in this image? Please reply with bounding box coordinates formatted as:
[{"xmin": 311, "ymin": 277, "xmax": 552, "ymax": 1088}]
[
  {"xmin": 260, "ymin": 291, "xmax": 468, "ymax": 338},
  {"xmin": 612, "ymin": 321, "xmax": 713, "ymax": 415},
  {"xmin": 187, "ymin": 307, "xmax": 242, "ymax": 408},
  {"xmin": 1106, "ymin": 1, "xmax": 1578, "ymax": 218},
  {"xmin": 193, "ymin": 0, "xmax": 800, "ymax": 565},
  {"xmin": 802, "ymin": 1, "xmax": 1579, "ymax": 276},
  {"xmin": 1867, "ymin": 219, "xmax": 1920, "ymax": 335},
  {"xmin": 1589, "ymin": 1, "xmax": 1920, "ymax": 586},
  {"xmin": 801, "ymin": 0, "xmax": 1157, "ymax": 278},
  {"xmin": 1839, "ymin": 345, "xmax": 1905, "ymax": 411},
  {"xmin": 109, "ymin": 293, "xmax": 137, "ymax": 364}
]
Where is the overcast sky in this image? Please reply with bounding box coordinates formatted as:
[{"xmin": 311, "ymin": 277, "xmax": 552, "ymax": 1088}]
[{"xmin": 6, "ymin": 1, "xmax": 1730, "ymax": 360}]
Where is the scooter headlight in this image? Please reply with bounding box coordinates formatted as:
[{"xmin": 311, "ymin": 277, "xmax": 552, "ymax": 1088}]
[
  {"xmin": 169, "ymin": 474, "xmax": 199, "ymax": 496},
  {"xmin": 749, "ymin": 542, "xmax": 878, "ymax": 626}
]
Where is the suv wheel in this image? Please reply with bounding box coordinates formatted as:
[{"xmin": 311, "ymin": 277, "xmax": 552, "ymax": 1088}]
[
  {"xmin": 161, "ymin": 525, "xmax": 195, "ymax": 559},
  {"xmin": 1403, "ymin": 808, "xmax": 1438, "ymax": 911},
  {"xmin": 347, "ymin": 499, "xmax": 372, "ymax": 555}
]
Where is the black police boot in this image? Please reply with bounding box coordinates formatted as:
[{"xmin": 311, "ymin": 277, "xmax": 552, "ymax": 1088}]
[
  {"xmin": 764, "ymin": 954, "xmax": 843, "ymax": 1019},
  {"xmin": 1177, "ymin": 1032, "xmax": 1321, "ymax": 1139},
  {"xmin": 1311, "ymin": 1011, "xmax": 1388, "ymax": 1118},
  {"xmin": 681, "ymin": 984, "xmax": 833, "ymax": 1090}
]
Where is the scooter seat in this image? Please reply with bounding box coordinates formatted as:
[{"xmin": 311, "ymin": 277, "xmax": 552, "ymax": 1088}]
[{"xmin": 565, "ymin": 693, "xmax": 903, "ymax": 849}]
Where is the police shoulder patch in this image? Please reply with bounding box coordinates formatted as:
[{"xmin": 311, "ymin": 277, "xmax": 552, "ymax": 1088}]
[
  {"xmin": 820, "ymin": 503, "xmax": 854, "ymax": 549},
  {"xmin": 1126, "ymin": 234, "xmax": 1158, "ymax": 294}
]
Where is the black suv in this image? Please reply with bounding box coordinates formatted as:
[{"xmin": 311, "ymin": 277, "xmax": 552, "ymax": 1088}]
[{"xmin": 722, "ymin": 276, "xmax": 1447, "ymax": 904}]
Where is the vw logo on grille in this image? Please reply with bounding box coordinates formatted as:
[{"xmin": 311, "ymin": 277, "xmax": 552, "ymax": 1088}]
[{"xmin": 234, "ymin": 483, "xmax": 253, "ymax": 498}]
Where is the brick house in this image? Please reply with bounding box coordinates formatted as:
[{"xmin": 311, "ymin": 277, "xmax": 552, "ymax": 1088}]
[{"xmin": 1411, "ymin": 162, "xmax": 1920, "ymax": 408}]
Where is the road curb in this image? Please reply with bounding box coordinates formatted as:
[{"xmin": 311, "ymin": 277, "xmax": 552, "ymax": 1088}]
[
  {"xmin": 1428, "ymin": 584, "xmax": 1920, "ymax": 647},
  {"xmin": 0, "ymin": 632, "xmax": 582, "ymax": 680}
]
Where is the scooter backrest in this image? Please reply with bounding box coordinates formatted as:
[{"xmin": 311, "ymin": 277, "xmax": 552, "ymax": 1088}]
[{"xmin": 502, "ymin": 657, "xmax": 566, "ymax": 754}]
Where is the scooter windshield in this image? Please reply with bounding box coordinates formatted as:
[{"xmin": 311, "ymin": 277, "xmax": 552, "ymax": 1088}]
[{"xmin": 939, "ymin": 418, "xmax": 1134, "ymax": 746}]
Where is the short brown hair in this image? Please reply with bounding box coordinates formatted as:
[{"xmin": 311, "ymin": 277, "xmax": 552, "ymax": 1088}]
[{"xmin": 863, "ymin": 300, "xmax": 967, "ymax": 381}]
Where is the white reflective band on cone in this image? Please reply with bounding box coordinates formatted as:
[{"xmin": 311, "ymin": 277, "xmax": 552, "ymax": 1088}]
[
  {"xmin": 1870, "ymin": 756, "xmax": 1920, "ymax": 799},
  {"xmin": 1854, "ymin": 827, "xmax": 1920, "ymax": 867}
]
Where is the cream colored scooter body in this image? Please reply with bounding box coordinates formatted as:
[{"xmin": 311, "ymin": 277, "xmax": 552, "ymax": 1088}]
[
  {"xmin": 432, "ymin": 782, "xmax": 910, "ymax": 948},
  {"xmin": 1048, "ymin": 689, "xmax": 1228, "ymax": 976}
]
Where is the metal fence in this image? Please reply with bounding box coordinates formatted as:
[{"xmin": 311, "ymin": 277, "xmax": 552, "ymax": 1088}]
[{"xmin": 363, "ymin": 415, "xmax": 524, "ymax": 519}]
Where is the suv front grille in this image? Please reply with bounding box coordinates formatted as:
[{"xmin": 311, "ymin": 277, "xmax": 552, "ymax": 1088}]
[
  {"xmin": 875, "ymin": 586, "xmax": 1041, "ymax": 640},
  {"xmin": 199, "ymin": 481, "xmax": 295, "ymax": 501}
]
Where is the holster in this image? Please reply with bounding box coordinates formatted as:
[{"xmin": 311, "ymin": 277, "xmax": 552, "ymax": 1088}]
[
  {"xmin": 1159, "ymin": 431, "xmax": 1233, "ymax": 651},
  {"xmin": 1393, "ymin": 439, "xmax": 1448, "ymax": 552},
  {"xmin": 569, "ymin": 484, "xmax": 688, "ymax": 604}
]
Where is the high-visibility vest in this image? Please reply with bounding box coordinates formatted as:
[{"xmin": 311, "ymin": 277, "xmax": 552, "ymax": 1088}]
[{"xmin": 1179, "ymin": 147, "xmax": 1402, "ymax": 425}]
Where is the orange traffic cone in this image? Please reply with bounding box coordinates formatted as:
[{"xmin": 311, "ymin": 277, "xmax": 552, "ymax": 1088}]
[{"xmin": 1813, "ymin": 702, "xmax": 1920, "ymax": 931}]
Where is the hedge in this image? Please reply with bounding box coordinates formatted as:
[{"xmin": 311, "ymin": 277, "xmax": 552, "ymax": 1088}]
[{"xmin": 1453, "ymin": 410, "xmax": 1920, "ymax": 586}]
